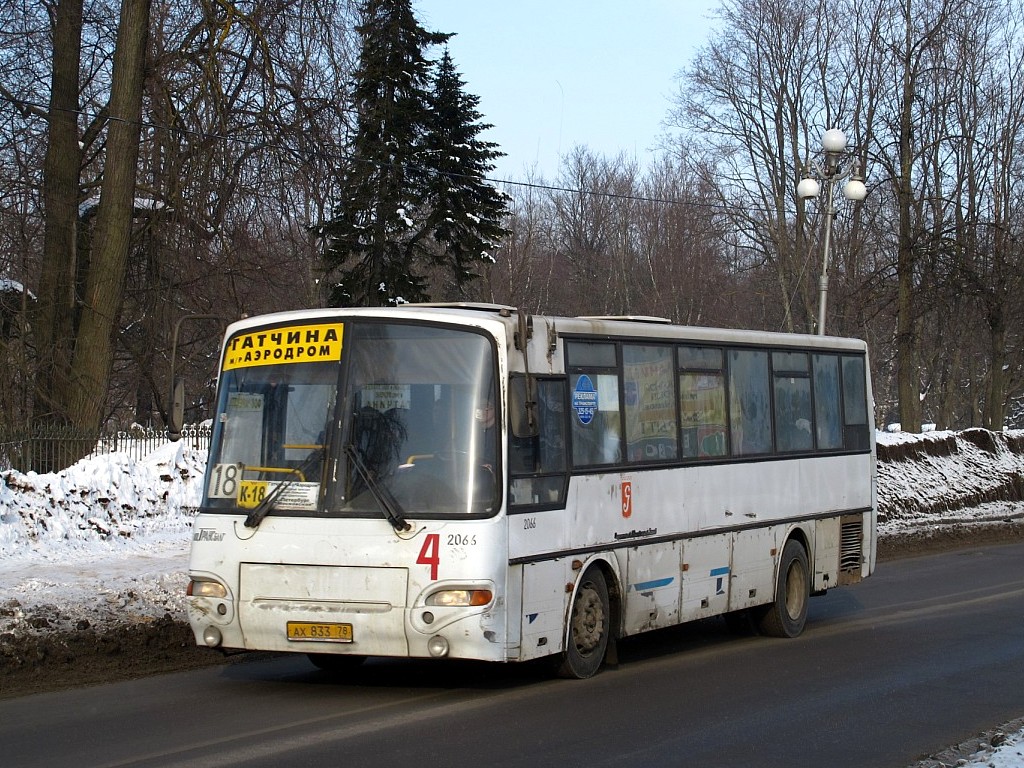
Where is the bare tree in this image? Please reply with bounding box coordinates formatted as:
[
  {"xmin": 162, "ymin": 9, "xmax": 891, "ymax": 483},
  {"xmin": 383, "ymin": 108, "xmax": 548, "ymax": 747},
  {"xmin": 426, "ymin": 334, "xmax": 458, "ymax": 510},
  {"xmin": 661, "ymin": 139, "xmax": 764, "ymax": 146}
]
[
  {"xmin": 0, "ymin": 0, "xmax": 360, "ymax": 454},
  {"xmin": 638, "ymin": 153, "xmax": 734, "ymax": 326},
  {"xmin": 478, "ymin": 176, "xmax": 560, "ymax": 312},
  {"xmin": 670, "ymin": 0, "xmax": 851, "ymax": 334},
  {"xmin": 949, "ymin": 2, "xmax": 1024, "ymax": 428},
  {"xmin": 661, "ymin": 0, "xmax": 1024, "ymax": 431}
]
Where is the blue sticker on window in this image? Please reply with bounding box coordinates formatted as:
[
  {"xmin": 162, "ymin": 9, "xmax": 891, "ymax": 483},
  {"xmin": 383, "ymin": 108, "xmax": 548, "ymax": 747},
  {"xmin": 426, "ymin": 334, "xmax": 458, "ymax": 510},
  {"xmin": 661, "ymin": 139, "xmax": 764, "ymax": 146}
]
[{"xmin": 573, "ymin": 375, "xmax": 598, "ymax": 425}]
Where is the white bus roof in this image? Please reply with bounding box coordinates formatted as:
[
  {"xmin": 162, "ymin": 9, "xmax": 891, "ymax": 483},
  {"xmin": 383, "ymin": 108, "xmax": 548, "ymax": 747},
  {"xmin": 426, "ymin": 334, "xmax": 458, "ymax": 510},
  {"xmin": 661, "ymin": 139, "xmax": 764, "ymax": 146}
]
[{"xmin": 219, "ymin": 304, "xmax": 867, "ymax": 353}]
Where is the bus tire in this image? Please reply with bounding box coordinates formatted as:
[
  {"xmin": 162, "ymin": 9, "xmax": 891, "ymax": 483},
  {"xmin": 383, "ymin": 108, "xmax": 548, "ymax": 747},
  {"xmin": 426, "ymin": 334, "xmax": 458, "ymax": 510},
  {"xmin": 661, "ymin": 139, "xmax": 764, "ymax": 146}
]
[
  {"xmin": 557, "ymin": 568, "xmax": 611, "ymax": 679},
  {"xmin": 307, "ymin": 653, "xmax": 366, "ymax": 673},
  {"xmin": 758, "ymin": 539, "xmax": 810, "ymax": 638}
]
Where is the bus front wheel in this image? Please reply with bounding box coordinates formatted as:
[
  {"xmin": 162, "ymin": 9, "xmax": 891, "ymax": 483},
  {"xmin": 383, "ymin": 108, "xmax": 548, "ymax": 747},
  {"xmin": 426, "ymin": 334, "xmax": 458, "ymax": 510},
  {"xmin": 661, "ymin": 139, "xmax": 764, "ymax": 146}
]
[
  {"xmin": 757, "ymin": 539, "xmax": 810, "ymax": 638},
  {"xmin": 557, "ymin": 568, "xmax": 611, "ymax": 679}
]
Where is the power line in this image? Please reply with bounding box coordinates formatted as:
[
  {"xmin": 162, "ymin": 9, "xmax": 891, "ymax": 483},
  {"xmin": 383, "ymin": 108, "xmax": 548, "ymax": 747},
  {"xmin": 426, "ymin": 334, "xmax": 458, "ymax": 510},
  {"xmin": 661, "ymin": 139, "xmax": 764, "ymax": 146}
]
[{"xmin": 0, "ymin": 94, "xmax": 752, "ymax": 213}]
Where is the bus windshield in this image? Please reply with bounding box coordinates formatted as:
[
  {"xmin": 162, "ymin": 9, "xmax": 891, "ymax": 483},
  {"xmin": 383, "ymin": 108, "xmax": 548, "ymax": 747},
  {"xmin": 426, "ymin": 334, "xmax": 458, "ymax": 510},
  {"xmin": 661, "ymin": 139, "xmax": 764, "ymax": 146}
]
[{"xmin": 202, "ymin": 320, "xmax": 500, "ymax": 520}]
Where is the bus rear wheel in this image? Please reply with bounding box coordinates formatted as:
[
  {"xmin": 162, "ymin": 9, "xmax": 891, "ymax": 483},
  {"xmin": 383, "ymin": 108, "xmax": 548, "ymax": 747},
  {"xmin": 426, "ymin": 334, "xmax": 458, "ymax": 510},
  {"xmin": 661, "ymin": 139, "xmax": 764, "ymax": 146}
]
[
  {"xmin": 757, "ymin": 539, "xmax": 810, "ymax": 638},
  {"xmin": 557, "ymin": 568, "xmax": 611, "ymax": 679}
]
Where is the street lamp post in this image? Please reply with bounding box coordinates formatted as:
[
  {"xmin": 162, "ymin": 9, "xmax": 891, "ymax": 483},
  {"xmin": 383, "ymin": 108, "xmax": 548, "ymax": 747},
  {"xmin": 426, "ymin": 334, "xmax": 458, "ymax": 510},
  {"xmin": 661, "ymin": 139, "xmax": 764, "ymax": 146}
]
[{"xmin": 797, "ymin": 128, "xmax": 867, "ymax": 335}]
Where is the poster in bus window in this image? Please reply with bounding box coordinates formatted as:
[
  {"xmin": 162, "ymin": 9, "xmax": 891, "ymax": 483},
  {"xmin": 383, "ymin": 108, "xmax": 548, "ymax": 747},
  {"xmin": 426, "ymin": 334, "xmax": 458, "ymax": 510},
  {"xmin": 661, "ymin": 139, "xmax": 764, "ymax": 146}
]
[
  {"xmin": 222, "ymin": 392, "xmax": 264, "ymax": 468},
  {"xmin": 679, "ymin": 373, "xmax": 727, "ymax": 458},
  {"xmin": 624, "ymin": 356, "xmax": 677, "ymax": 461},
  {"xmin": 360, "ymin": 384, "xmax": 411, "ymax": 412}
]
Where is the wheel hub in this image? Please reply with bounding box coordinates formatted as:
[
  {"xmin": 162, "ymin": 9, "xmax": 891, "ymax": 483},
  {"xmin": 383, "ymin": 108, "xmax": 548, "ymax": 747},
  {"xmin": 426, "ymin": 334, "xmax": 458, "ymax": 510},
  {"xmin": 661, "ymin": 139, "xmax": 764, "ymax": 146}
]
[{"xmin": 572, "ymin": 585, "xmax": 605, "ymax": 654}]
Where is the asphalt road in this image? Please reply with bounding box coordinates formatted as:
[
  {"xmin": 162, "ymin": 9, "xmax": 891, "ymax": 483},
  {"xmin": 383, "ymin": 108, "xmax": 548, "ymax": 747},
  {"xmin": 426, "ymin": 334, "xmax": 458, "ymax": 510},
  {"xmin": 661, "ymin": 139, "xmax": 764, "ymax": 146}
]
[{"xmin": 2, "ymin": 541, "xmax": 1022, "ymax": 768}]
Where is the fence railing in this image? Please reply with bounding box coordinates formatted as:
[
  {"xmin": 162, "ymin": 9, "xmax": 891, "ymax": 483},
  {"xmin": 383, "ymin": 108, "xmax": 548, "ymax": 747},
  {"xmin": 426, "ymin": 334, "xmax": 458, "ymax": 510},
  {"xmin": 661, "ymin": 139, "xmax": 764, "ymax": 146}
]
[{"xmin": 0, "ymin": 424, "xmax": 212, "ymax": 474}]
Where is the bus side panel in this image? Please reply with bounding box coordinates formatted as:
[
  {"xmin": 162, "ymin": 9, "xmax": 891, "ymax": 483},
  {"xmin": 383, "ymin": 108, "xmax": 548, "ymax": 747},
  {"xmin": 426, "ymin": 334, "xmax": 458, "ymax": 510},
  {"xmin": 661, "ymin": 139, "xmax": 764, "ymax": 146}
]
[
  {"xmin": 508, "ymin": 506, "xmax": 568, "ymax": 562},
  {"xmin": 621, "ymin": 541, "xmax": 681, "ymax": 636},
  {"xmin": 686, "ymin": 456, "xmax": 872, "ymax": 532},
  {"xmin": 814, "ymin": 517, "xmax": 841, "ymax": 591},
  {"xmin": 517, "ymin": 559, "xmax": 571, "ymax": 662},
  {"xmin": 729, "ymin": 527, "xmax": 778, "ymax": 612},
  {"xmin": 680, "ymin": 533, "xmax": 732, "ymax": 622}
]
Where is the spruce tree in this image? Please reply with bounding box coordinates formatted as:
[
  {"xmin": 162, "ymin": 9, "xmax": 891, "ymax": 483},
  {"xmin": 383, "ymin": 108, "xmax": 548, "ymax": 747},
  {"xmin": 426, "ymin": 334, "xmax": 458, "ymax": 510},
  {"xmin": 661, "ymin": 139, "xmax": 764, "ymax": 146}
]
[
  {"xmin": 319, "ymin": 1, "xmax": 509, "ymax": 307},
  {"xmin": 320, "ymin": 0, "xmax": 449, "ymax": 307},
  {"xmin": 420, "ymin": 49, "xmax": 510, "ymax": 295}
]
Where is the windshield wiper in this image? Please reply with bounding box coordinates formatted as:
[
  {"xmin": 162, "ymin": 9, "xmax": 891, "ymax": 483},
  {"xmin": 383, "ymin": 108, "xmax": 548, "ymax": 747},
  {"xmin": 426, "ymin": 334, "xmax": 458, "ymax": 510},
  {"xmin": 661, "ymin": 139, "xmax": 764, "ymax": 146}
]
[
  {"xmin": 243, "ymin": 449, "xmax": 323, "ymax": 529},
  {"xmin": 344, "ymin": 443, "xmax": 410, "ymax": 532}
]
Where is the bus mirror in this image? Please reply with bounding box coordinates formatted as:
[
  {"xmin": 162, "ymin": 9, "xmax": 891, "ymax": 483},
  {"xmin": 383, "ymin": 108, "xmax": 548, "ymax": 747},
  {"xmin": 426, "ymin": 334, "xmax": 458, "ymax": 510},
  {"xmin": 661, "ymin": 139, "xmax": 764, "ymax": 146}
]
[
  {"xmin": 167, "ymin": 313, "xmax": 227, "ymax": 443},
  {"xmin": 168, "ymin": 378, "xmax": 185, "ymax": 442},
  {"xmin": 509, "ymin": 376, "xmax": 539, "ymax": 439}
]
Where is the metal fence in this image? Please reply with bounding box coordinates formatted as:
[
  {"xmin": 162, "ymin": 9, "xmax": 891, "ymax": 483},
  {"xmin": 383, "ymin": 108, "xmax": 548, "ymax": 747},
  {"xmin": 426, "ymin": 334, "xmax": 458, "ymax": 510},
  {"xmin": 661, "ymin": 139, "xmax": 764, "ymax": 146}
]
[{"xmin": 0, "ymin": 424, "xmax": 212, "ymax": 473}]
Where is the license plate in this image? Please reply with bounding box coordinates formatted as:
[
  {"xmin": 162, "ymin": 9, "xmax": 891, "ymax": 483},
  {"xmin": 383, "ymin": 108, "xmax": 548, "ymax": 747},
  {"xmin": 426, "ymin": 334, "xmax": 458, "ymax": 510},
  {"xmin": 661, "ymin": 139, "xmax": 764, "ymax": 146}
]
[{"xmin": 286, "ymin": 621, "xmax": 353, "ymax": 642}]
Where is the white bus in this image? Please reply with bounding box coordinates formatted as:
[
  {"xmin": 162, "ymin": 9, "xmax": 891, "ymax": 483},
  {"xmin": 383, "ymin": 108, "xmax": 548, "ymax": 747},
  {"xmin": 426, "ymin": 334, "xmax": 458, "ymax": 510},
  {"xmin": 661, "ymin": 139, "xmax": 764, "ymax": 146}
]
[{"xmin": 183, "ymin": 304, "xmax": 875, "ymax": 678}]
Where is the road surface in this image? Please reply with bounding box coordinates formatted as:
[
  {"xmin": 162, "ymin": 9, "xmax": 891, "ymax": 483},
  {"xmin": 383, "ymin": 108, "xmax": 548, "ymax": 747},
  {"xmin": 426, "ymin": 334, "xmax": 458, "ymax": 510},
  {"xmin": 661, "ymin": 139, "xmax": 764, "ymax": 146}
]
[{"xmin": 2, "ymin": 541, "xmax": 1022, "ymax": 767}]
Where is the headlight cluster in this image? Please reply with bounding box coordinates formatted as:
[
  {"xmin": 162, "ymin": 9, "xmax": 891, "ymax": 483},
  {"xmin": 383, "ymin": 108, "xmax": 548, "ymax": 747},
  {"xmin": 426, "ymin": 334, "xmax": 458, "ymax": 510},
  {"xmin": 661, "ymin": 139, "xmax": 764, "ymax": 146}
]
[
  {"xmin": 187, "ymin": 578, "xmax": 228, "ymax": 599},
  {"xmin": 425, "ymin": 589, "xmax": 493, "ymax": 607}
]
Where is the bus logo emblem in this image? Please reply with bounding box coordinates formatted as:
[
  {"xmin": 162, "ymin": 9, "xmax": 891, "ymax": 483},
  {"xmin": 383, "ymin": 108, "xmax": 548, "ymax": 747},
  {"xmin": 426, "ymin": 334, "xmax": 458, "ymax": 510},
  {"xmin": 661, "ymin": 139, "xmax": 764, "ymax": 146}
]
[{"xmin": 621, "ymin": 480, "xmax": 632, "ymax": 518}]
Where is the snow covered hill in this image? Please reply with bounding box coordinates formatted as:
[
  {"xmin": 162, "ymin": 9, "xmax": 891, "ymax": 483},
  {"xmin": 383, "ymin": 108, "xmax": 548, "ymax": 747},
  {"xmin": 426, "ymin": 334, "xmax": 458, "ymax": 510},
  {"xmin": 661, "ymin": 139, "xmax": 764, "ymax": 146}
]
[{"xmin": 877, "ymin": 428, "xmax": 1024, "ymax": 530}]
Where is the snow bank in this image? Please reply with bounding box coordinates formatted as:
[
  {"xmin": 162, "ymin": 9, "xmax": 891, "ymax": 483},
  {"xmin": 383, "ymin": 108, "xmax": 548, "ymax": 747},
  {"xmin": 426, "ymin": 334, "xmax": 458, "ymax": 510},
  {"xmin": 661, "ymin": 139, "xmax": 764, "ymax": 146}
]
[
  {"xmin": 0, "ymin": 442, "xmax": 204, "ymax": 636},
  {"xmin": 876, "ymin": 428, "xmax": 1024, "ymax": 533},
  {"xmin": 0, "ymin": 441, "xmax": 204, "ymax": 562}
]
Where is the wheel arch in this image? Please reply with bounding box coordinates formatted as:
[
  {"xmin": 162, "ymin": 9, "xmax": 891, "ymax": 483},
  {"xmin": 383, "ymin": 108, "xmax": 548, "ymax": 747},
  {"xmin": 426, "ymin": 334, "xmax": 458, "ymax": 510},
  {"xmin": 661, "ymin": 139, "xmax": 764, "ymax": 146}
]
[
  {"xmin": 783, "ymin": 524, "xmax": 812, "ymax": 569},
  {"xmin": 565, "ymin": 554, "xmax": 623, "ymax": 646}
]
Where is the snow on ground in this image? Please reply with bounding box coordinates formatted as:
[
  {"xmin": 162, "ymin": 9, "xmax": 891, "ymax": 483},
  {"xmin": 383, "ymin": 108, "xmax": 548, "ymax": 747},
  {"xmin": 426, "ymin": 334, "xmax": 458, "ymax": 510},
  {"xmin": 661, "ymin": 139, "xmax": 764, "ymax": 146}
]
[
  {"xmin": 0, "ymin": 441, "xmax": 204, "ymax": 635},
  {"xmin": 933, "ymin": 724, "xmax": 1024, "ymax": 768},
  {"xmin": 1, "ymin": 429, "xmax": 1024, "ymax": 764}
]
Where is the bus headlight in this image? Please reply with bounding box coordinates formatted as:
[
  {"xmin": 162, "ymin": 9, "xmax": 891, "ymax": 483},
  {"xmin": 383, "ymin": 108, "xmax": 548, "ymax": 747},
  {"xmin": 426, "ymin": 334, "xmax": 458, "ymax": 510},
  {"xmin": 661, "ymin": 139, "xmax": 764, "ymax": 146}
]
[
  {"xmin": 425, "ymin": 589, "xmax": 493, "ymax": 607},
  {"xmin": 188, "ymin": 578, "xmax": 228, "ymax": 599}
]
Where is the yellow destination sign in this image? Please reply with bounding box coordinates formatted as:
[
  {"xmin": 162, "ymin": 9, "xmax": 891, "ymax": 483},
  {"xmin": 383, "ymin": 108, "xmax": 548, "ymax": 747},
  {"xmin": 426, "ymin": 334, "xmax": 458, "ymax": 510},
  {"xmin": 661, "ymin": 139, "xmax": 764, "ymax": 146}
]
[{"xmin": 223, "ymin": 323, "xmax": 343, "ymax": 370}]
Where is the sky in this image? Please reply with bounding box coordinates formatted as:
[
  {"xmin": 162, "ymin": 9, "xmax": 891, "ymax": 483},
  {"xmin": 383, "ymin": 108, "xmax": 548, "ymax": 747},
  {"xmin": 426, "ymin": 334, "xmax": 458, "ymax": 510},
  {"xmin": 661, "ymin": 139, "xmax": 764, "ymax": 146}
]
[
  {"xmin": 414, "ymin": 1, "xmax": 720, "ymax": 181},
  {"xmin": 2, "ymin": 430, "xmax": 1024, "ymax": 764}
]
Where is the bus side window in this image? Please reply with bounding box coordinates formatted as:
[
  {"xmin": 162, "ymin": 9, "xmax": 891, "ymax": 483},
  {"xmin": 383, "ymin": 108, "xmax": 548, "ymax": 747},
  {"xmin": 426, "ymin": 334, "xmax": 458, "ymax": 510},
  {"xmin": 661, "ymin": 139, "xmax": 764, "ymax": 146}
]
[
  {"xmin": 841, "ymin": 356, "xmax": 870, "ymax": 450},
  {"xmin": 728, "ymin": 349, "xmax": 773, "ymax": 456},
  {"xmin": 623, "ymin": 344, "xmax": 677, "ymax": 463},
  {"xmin": 772, "ymin": 352, "xmax": 812, "ymax": 453},
  {"xmin": 508, "ymin": 378, "xmax": 568, "ymax": 474},
  {"xmin": 536, "ymin": 379, "xmax": 567, "ymax": 473},
  {"xmin": 678, "ymin": 346, "xmax": 728, "ymax": 459},
  {"xmin": 509, "ymin": 378, "xmax": 567, "ymax": 507},
  {"xmin": 570, "ymin": 372, "xmax": 622, "ymax": 466},
  {"xmin": 812, "ymin": 354, "xmax": 843, "ymax": 450},
  {"xmin": 565, "ymin": 342, "xmax": 620, "ymax": 468}
]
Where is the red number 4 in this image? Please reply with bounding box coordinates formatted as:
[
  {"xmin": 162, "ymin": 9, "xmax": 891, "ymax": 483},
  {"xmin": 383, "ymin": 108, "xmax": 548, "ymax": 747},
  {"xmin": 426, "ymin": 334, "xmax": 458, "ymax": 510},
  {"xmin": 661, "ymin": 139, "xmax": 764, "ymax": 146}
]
[{"xmin": 417, "ymin": 533, "xmax": 440, "ymax": 580}]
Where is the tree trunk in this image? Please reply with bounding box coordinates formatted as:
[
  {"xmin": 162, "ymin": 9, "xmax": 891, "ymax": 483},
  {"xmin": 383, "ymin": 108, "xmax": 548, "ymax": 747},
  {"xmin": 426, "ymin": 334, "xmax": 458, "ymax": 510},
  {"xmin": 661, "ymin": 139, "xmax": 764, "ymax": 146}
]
[
  {"xmin": 895, "ymin": 2, "xmax": 922, "ymax": 434},
  {"xmin": 67, "ymin": 0, "xmax": 152, "ymax": 432},
  {"xmin": 33, "ymin": 0, "xmax": 84, "ymax": 433},
  {"xmin": 983, "ymin": 303, "xmax": 1007, "ymax": 430}
]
